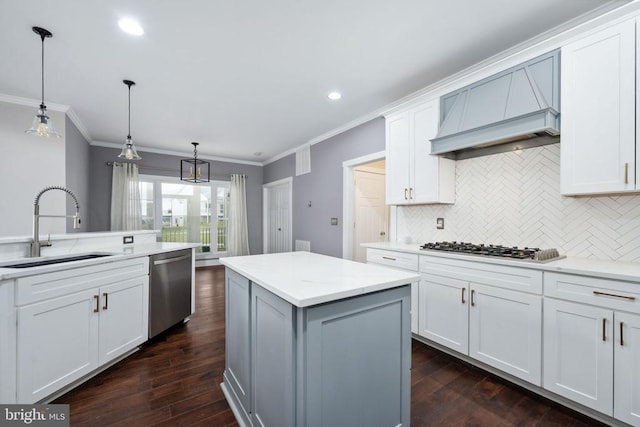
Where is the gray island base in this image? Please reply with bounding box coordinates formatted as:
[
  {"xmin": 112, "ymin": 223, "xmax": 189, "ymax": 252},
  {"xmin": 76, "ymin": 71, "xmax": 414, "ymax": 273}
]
[{"xmin": 220, "ymin": 251, "xmax": 418, "ymax": 427}]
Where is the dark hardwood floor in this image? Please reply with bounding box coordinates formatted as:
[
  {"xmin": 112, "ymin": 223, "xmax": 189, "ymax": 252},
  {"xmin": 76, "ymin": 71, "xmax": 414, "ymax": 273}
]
[{"xmin": 55, "ymin": 266, "xmax": 606, "ymax": 426}]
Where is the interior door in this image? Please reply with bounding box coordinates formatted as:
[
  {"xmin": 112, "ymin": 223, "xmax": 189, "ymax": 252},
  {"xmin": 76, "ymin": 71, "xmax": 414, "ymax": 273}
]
[
  {"xmin": 353, "ymin": 168, "xmax": 388, "ymax": 263},
  {"xmin": 264, "ymin": 179, "xmax": 292, "ymax": 254}
]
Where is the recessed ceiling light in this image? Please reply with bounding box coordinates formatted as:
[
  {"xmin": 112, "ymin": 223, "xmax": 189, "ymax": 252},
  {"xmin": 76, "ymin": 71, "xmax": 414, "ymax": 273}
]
[
  {"xmin": 328, "ymin": 92, "xmax": 342, "ymax": 100},
  {"xmin": 118, "ymin": 18, "xmax": 144, "ymax": 36}
]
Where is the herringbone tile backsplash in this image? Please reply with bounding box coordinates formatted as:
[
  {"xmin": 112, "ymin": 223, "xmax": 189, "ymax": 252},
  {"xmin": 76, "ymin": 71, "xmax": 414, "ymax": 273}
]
[{"xmin": 396, "ymin": 144, "xmax": 640, "ymax": 261}]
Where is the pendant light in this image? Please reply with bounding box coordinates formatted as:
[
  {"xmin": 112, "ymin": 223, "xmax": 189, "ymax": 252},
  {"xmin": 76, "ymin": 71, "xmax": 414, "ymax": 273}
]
[
  {"xmin": 25, "ymin": 26, "xmax": 62, "ymax": 138},
  {"xmin": 118, "ymin": 79, "xmax": 141, "ymax": 160},
  {"xmin": 181, "ymin": 142, "xmax": 210, "ymax": 183}
]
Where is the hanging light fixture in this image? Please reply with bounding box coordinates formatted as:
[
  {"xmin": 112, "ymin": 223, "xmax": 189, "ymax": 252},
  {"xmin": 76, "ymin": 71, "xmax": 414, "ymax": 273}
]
[
  {"xmin": 181, "ymin": 142, "xmax": 210, "ymax": 183},
  {"xmin": 25, "ymin": 26, "xmax": 62, "ymax": 138},
  {"xmin": 118, "ymin": 79, "xmax": 141, "ymax": 160}
]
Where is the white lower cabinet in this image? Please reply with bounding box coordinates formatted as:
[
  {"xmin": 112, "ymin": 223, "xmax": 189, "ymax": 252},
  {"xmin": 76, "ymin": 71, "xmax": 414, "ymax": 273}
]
[
  {"xmin": 544, "ymin": 272, "xmax": 640, "ymax": 425},
  {"xmin": 418, "ymin": 255, "xmax": 542, "ymax": 385},
  {"xmin": 10, "ymin": 257, "xmax": 150, "ymax": 403}
]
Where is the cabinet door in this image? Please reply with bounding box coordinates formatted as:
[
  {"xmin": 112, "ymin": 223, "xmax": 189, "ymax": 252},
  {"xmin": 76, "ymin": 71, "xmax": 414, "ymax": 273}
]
[
  {"xmin": 468, "ymin": 283, "xmax": 541, "ymax": 385},
  {"xmin": 418, "ymin": 274, "xmax": 469, "ymax": 354},
  {"xmin": 98, "ymin": 276, "xmax": 149, "ymax": 365},
  {"xmin": 411, "ymin": 100, "xmax": 441, "ymax": 203},
  {"xmin": 614, "ymin": 312, "xmax": 640, "ymax": 425},
  {"xmin": 385, "ymin": 112, "xmax": 411, "ymax": 204},
  {"xmin": 251, "ymin": 285, "xmax": 294, "ymax": 427},
  {"xmin": 17, "ymin": 289, "xmax": 99, "ymax": 403},
  {"xmin": 561, "ymin": 19, "xmax": 636, "ymax": 195},
  {"xmin": 224, "ymin": 268, "xmax": 252, "ymax": 412},
  {"xmin": 543, "ymin": 299, "xmax": 613, "ymax": 415}
]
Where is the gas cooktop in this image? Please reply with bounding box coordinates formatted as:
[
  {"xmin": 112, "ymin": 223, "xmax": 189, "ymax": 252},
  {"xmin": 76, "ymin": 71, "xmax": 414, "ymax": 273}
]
[{"xmin": 419, "ymin": 241, "xmax": 563, "ymax": 262}]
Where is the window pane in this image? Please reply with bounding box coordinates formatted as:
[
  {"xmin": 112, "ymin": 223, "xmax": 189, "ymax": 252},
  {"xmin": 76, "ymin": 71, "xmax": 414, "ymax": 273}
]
[
  {"xmin": 139, "ymin": 181, "xmax": 154, "ymax": 230},
  {"xmin": 160, "ymin": 182, "xmax": 211, "ymax": 253}
]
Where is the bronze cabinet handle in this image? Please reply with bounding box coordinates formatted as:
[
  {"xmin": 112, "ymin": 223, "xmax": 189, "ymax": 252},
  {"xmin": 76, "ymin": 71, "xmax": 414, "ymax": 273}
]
[
  {"xmin": 593, "ymin": 290, "xmax": 636, "ymax": 301},
  {"xmin": 471, "ymin": 289, "xmax": 476, "ymax": 307},
  {"xmin": 620, "ymin": 322, "xmax": 624, "ymax": 347},
  {"xmin": 382, "ymin": 256, "xmax": 396, "ymax": 261},
  {"xmin": 93, "ymin": 295, "xmax": 99, "ymax": 313},
  {"xmin": 461, "ymin": 288, "xmax": 466, "ymax": 304},
  {"xmin": 404, "ymin": 188, "xmax": 408, "ymax": 200},
  {"xmin": 602, "ymin": 318, "xmax": 606, "ymax": 342},
  {"xmin": 624, "ymin": 163, "xmax": 629, "ymax": 184},
  {"xmin": 102, "ymin": 292, "xmax": 108, "ymax": 310},
  {"xmin": 409, "ymin": 187, "xmax": 413, "ymax": 199}
]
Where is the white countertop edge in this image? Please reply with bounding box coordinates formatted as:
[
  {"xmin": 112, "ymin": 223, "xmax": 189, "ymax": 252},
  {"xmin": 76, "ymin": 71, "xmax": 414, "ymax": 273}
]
[
  {"xmin": 363, "ymin": 242, "xmax": 640, "ymax": 283},
  {"xmin": 221, "ymin": 253, "xmax": 420, "ymax": 308},
  {"xmin": 0, "ymin": 242, "xmax": 199, "ymax": 280}
]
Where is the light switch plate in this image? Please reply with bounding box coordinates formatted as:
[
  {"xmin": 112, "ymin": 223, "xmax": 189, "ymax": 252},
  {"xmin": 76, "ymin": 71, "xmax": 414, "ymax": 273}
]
[
  {"xmin": 331, "ymin": 217, "xmax": 338, "ymax": 226},
  {"xmin": 436, "ymin": 218, "xmax": 445, "ymax": 230}
]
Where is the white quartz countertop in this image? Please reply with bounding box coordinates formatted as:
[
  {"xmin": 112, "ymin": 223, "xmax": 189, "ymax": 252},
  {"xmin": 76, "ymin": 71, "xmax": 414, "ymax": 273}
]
[
  {"xmin": 363, "ymin": 242, "xmax": 640, "ymax": 283},
  {"xmin": 0, "ymin": 242, "xmax": 199, "ymax": 280},
  {"xmin": 220, "ymin": 251, "xmax": 420, "ymax": 307}
]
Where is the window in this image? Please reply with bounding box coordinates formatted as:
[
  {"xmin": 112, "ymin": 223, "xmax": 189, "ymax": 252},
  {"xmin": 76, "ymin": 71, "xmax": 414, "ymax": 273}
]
[{"xmin": 139, "ymin": 175, "xmax": 229, "ymax": 255}]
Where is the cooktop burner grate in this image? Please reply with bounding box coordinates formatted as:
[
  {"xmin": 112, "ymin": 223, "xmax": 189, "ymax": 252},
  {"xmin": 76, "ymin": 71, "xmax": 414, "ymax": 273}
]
[{"xmin": 419, "ymin": 241, "xmax": 561, "ymax": 261}]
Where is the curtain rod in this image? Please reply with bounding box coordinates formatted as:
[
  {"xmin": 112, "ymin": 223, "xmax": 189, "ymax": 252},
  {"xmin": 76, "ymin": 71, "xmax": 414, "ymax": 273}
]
[{"xmin": 105, "ymin": 162, "xmax": 243, "ymax": 180}]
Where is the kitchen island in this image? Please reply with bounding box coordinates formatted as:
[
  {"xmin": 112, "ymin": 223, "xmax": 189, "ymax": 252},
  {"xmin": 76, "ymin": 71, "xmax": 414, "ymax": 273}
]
[{"xmin": 220, "ymin": 251, "xmax": 419, "ymax": 427}]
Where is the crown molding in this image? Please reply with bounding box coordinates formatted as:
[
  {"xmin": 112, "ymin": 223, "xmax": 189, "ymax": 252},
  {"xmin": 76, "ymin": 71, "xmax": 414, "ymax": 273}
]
[
  {"xmin": 90, "ymin": 140, "xmax": 263, "ymax": 167},
  {"xmin": 65, "ymin": 107, "xmax": 92, "ymax": 143},
  {"xmin": 0, "ymin": 93, "xmax": 69, "ymax": 112}
]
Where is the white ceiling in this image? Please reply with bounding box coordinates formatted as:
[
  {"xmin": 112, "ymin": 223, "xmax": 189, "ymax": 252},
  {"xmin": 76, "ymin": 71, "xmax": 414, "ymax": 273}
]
[{"xmin": 0, "ymin": 0, "xmax": 631, "ymax": 163}]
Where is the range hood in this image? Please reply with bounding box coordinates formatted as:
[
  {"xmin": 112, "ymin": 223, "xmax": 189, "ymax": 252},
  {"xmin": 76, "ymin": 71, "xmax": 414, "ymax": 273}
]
[{"xmin": 431, "ymin": 50, "xmax": 560, "ymax": 160}]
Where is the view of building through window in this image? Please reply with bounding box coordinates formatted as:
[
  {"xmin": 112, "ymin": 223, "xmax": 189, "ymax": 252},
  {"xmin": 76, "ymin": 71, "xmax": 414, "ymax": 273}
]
[{"xmin": 139, "ymin": 177, "xmax": 229, "ymax": 253}]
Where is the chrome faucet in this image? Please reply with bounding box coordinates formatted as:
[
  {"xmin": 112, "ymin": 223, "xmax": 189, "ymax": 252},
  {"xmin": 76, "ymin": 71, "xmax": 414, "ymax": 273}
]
[{"xmin": 31, "ymin": 186, "xmax": 81, "ymax": 257}]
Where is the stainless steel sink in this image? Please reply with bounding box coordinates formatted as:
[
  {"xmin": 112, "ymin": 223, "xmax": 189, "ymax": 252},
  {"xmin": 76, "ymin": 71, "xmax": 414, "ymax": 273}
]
[{"xmin": 0, "ymin": 253, "xmax": 115, "ymax": 269}]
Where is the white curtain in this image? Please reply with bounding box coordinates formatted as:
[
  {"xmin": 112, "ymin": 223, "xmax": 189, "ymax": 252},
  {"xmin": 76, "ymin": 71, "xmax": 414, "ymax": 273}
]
[
  {"xmin": 228, "ymin": 174, "xmax": 250, "ymax": 256},
  {"xmin": 110, "ymin": 162, "xmax": 142, "ymax": 231}
]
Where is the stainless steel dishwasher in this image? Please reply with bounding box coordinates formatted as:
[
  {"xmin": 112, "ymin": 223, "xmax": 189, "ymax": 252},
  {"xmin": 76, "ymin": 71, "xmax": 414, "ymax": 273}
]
[{"xmin": 149, "ymin": 249, "xmax": 193, "ymax": 338}]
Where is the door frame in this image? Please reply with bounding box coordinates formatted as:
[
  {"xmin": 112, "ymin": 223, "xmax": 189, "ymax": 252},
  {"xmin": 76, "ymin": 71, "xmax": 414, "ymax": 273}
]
[
  {"xmin": 342, "ymin": 151, "xmax": 395, "ymax": 260},
  {"xmin": 262, "ymin": 177, "xmax": 293, "ymax": 254}
]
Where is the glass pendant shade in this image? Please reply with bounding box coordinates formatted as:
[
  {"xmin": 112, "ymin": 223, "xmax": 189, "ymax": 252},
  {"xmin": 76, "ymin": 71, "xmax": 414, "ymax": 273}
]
[
  {"xmin": 117, "ymin": 79, "xmax": 141, "ymax": 160},
  {"xmin": 25, "ymin": 105, "xmax": 61, "ymax": 138},
  {"xmin": 118, "ymin": 137, "xmax": 141, "ymax": 160},
  {"xmin": 181, "ymin": 142, "xmax": 210, "ymax": 183}
]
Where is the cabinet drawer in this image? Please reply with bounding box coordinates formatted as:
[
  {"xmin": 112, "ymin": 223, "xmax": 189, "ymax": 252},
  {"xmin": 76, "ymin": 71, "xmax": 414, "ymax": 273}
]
[
  {"xmin": 16, "ymin": 257, "xmax": 149, "ymax": 306},
  {"xmin": 544, "ymin": 272, "xmax": 640, "ymax": 314},
  {"xmin": 366, "ymin": 249, "xmax": 418, "ymax": 271},
  {"xmin": 420, "ymin": 256, "xmax": 542, "ymax": 294}
]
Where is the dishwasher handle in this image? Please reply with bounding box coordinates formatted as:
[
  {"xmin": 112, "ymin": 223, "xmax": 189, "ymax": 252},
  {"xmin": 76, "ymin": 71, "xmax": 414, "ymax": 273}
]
[{"xmin": 153, "ymin": 253, "xmax": 191, "ymax": 266}]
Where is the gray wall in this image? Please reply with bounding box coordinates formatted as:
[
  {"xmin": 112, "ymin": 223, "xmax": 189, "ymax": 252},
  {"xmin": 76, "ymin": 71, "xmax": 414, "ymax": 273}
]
[
  {"xmin": 89, "ymin": 146, "xmax": 263, "ymax": 255},
  {"xmin": 263, "ymin": 117, "xmax": 385, "ymax": 257},
  {"xmin": 65, "ymin": 116, "xmax": 91, "ymax": 233}
]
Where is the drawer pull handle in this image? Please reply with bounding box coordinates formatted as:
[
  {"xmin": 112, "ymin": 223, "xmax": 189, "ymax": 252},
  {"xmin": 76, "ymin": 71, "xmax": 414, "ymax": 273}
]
[
  {"xmin": 593, "ymin": 291, "xmax": 636, "ymax": 301},
  {"xmin": 404, "ymin": 188, "xmax": 408, "ymax": 200},
  {"xmin": 93, "ymin": 295, "xmax": 99, "ymax": 313},
  {"xmin": 602, "ymin": 318, "xmax": 606, "ymax": 342},
  {"xmin": 382, "ymin": 256, "xmax": 396, "ymax": 261},
  {"xmin": 620, "ymin": 322, "xmax": 624, "ymax": 346},
  {"xmin": 102, "ymin": 292, "xmax": 108, "ymax": 310},
  {"xmin": 461, "ymin": 288, "xmax": 466, "ymax": 304},
  {"xmin": 409, "ymin": 187, "xmax": 413, "ymax": 199},
  {"xmin": 471, "ymin": 289, "xmax": 476, "ymax": 307}
]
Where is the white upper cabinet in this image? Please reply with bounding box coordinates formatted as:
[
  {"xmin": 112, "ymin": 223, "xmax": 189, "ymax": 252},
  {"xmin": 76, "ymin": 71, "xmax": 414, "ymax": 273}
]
[
  {"xmin": 385, "ymin": 99, "xmax": 455, "ymax": 205},
  {"xmin": 561, "ymin": 18, "xmax": 637, "ymax": 195}
]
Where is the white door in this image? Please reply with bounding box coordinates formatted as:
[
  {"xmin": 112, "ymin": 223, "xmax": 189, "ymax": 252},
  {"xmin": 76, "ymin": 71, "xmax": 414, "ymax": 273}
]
[
  {"xmin": 353, "ymin": 168, "xmax": 388, "ymax": 263},
  {"xmin": 614, "ymin": 311, "xmax": 640, "ymax": 425},
  {"xmin": 263, "ymin": 178, "xmax": 292, "ymax": 254},
  {"xmin": 418, "ymin": 274, "xmax": 469, "ymax": 354},
  {"xmin": 543, "ymin": 298, "xmax": 614, "ymax": 415},
  {"xmin": 98, "ymin": 276, "xmax": 149, "ymax": 365},
  {"xmin": 468, "ymin": 283, "xmax": 542, "ymax": 385}
]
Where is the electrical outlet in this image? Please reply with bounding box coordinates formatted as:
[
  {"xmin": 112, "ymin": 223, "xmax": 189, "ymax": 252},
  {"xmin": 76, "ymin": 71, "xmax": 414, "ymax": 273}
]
[
  {"xmin": 331, "ymin": 217, "xmax": 339, "ymax": 226},
  {"xmin": 436, "ymin": 218, "xmax": 445, "ymax": 230},
  {"xmin": 123, "ymin": 235, "xmax": 134, "ymax": 244}
]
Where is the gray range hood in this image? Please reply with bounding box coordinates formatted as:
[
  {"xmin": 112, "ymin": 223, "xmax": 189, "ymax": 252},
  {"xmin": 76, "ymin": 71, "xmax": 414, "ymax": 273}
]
[{"xmin": 431, "ymin": 50, "xmax": 560, "ymax": 160}]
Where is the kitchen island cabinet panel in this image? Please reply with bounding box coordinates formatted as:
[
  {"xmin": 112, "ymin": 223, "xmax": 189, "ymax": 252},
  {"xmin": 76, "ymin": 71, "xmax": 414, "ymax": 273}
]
[{"xmin": 223, "ymin": 268, "xmax": 252, "ymax": 418}]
